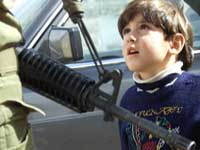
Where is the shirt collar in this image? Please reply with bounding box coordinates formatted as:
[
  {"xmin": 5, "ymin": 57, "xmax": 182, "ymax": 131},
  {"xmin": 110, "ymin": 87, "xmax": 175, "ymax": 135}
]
[{"xmin": 133, "ymin": 61, "xmax": 183, "ymax": 84}]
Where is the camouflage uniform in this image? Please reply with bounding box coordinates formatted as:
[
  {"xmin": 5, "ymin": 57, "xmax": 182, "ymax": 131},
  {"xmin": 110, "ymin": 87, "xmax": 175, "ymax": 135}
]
[{"xmin": 0, "ymin": 1, "xmax": 44, "ymax": 149}]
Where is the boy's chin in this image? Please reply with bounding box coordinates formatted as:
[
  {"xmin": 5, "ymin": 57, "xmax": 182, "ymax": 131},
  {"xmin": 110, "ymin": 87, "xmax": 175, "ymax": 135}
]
[
  {"xmin": 127, "ymin": 66, "xmax": 137, "ymax": 72},
  {"xmin": 126, "ymin": 63, "xmax": 140, "ymax": 72}
]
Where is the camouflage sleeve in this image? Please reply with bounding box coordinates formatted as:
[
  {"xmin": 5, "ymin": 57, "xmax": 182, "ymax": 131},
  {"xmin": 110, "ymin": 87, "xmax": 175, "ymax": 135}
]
[{"xmin": 0, "ymin": 0, "xmax": 45, "ymax": 115}]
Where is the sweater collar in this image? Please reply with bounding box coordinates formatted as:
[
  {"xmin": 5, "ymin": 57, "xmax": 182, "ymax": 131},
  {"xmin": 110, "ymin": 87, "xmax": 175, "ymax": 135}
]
[{"xmin": 133, "ymin": 61, "xmax": 183, "ymax": 92}]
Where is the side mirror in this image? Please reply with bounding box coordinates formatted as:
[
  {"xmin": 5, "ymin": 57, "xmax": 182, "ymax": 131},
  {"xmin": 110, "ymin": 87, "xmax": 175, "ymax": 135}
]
[{"xmin": 48, "ymin": 26, "xmax": 83, "ymax": 61}]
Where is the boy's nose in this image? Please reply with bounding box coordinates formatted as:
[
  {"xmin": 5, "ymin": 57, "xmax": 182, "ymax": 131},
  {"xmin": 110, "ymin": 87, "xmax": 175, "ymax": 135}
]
[{"xmin": 127, "ymin": 34, "xmax": 136, "ymax": 43}]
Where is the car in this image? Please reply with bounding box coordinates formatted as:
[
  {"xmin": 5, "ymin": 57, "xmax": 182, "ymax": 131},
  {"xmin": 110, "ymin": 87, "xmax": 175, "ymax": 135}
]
[{"xmin": 11, "ymin": 0, "xmax": 200, "ymax": 150}]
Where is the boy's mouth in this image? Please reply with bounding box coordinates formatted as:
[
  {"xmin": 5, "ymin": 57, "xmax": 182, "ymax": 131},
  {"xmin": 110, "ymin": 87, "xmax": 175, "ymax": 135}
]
[{"xmin": 128, "ymin": 47, "xmax": 139, "ymax": 55}]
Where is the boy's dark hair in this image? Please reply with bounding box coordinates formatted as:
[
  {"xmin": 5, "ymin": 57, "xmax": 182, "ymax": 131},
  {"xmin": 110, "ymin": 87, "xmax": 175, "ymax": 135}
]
[{"xmin": 118, "ymin": 0, "xmax": 193, "ymax": 70}]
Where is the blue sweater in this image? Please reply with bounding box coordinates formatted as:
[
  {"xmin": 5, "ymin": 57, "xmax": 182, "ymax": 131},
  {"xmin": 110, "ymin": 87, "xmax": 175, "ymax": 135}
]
[{"xmin": 119, "ymin": 72, "xmax": 200, "ymax": 150}]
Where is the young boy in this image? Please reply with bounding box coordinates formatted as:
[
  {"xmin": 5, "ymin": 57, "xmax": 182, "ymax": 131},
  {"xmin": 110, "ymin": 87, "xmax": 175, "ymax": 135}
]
[{"xmin": 118, "ymin": 0, "xmax": 200, "ymax": 149}]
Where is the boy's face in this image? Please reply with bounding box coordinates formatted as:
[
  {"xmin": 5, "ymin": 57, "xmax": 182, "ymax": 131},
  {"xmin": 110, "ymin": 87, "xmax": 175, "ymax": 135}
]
[{"xmin": 122, "ymin": 13, "xmax": 173, "ymax": 79}]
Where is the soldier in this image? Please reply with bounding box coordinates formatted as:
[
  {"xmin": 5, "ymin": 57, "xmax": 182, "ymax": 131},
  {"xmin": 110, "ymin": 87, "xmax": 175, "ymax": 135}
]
[{"xmin": 0, "ymin": 0, "xmax": 44, "ymax": 149}]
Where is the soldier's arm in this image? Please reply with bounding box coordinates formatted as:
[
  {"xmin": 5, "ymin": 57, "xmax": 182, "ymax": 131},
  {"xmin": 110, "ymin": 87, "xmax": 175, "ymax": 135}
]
[{"xmin": 0, "ymin": 1, "xmax": 23, "ymax": 51}]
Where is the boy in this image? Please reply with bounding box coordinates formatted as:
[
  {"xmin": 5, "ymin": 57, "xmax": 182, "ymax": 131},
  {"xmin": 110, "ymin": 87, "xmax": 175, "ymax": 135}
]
[{"xmin": 118, "ymin": 0, "xmax": 200, "ymax": 149}]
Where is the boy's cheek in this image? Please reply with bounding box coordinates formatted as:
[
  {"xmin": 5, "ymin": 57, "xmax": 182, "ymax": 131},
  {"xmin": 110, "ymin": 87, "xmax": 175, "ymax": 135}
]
[
  {"xmin": 122, "ymin": 45, "xmax": 126, "ymax": 56},
  {"xmin": 122, "ymin": 40, "xmax": 128, "ymax": 50}
]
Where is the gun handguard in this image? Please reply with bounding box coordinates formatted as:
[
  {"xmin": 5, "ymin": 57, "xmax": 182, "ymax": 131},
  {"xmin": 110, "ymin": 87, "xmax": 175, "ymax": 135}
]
[{"xmin": 19, "ymin": 49, "xmax": 95, "ymax": 112}]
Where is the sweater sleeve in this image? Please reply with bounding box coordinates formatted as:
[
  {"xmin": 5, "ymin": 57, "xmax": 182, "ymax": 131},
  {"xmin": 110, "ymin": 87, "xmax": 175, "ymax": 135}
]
[
  {"xmin": 118, "ymin": 86, "xmax": 137, "ymax": 150},
  {"xmin": 191, "ymin": 122, "xmax": 200, "ymax": 149},
  {"xmin": 190, "ymin": 76, "xmax": 200, "ymax": 149},
  {"xmin": 118, "ymin": 120, "xmax": 129, "ymax": 150},
  {"xmin": 191, "ymin": 109, "xmax": 200, "ymax": 149}
]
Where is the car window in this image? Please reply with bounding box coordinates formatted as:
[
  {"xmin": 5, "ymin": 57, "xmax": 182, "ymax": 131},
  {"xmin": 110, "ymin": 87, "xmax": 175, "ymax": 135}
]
[
  {"xmin": 184, "ymin": 2, "xmax": 200, "ymax": 50},
  {"xmin": 11, "ymin": 0, "xmax": 47, "ymax": 32},
  {"xmin": 62, "ymin": 0, "xmax": 129, "ymax": 59},
  {"xmin": 11, "ymin": 0, "xmax": 200, "ymax": 60},
  {"xmin": 82, "ymin": 1, "xmax": 128, "ymax": 56},
  {"xmin": 62, "ymin": 0, "xmax": 200, "ymax": 59},
  {"xmin": 11, "ymin": 0, "xmax": 60, "ymax": 46}
]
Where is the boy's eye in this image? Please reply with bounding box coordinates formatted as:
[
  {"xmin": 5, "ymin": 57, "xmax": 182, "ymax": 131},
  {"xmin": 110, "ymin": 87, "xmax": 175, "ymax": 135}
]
[
  {"xmin": 139, "ymin": 23, "xmax": 150, "ymax": 30},
  {"xmin": 122, "ymin": 27, "xmax": 131, "ymax": 35}
]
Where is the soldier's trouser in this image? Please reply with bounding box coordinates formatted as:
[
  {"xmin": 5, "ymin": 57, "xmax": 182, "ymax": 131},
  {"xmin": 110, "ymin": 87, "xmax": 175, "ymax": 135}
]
[{"xmin": 0, "ymin": 102, "xmax": 33, "ymax": 150}]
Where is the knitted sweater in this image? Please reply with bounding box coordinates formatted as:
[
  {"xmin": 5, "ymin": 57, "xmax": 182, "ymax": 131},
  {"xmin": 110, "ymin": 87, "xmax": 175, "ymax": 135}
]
[{"xmin": 119, "ymin": 72, "xmax": 200, "ymax": 150}]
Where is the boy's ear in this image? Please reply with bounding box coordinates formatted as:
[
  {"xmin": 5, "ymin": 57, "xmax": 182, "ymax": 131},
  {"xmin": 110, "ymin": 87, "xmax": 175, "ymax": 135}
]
[{"xmin": 169, "ymin": 33, "xmax": 185, "ymax": 54}]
